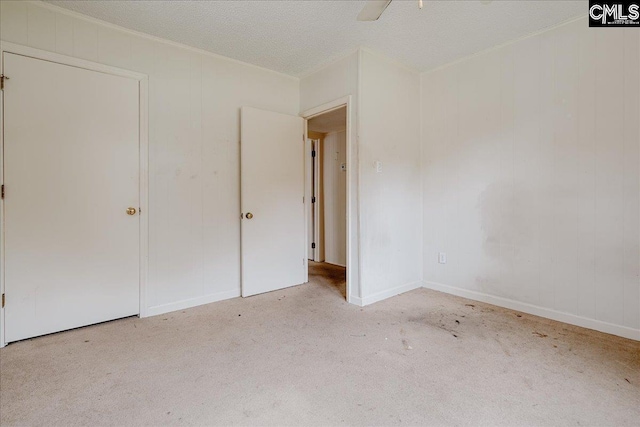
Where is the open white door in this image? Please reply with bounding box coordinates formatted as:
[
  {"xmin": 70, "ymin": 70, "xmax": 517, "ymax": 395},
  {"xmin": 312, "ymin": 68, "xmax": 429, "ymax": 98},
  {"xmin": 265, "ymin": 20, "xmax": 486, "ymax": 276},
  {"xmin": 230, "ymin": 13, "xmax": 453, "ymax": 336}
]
[
  {"xmin": 3, "ymin": 52, "xmax": 140, "ymax": 342},
  {"xmin": 306, "ymin": 139, "xmax": 314, "ymax": 260},
  {"xmin": 241, "ymin": 107, "xmax": 306, "ymax": 297}
]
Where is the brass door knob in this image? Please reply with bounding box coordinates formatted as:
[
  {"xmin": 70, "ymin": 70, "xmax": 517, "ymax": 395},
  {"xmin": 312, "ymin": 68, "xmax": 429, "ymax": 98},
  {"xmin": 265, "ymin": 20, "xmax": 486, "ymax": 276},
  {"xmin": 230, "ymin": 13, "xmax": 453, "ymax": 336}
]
[
  {"xmin": 127, "ymin": 207, "xmax": 137, "ymax": 215},
  {"xmin": 245, "ymin": 212, "xmax": 253, "ymax": 219}
]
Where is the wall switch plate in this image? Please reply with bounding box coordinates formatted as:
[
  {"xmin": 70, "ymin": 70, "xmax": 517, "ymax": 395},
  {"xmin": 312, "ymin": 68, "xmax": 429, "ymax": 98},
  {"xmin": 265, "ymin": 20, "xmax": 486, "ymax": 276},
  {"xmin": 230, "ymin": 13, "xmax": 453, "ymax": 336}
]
[{"xmin": 438, "ymin": 252, "xmax": 447, "ymax": 264}]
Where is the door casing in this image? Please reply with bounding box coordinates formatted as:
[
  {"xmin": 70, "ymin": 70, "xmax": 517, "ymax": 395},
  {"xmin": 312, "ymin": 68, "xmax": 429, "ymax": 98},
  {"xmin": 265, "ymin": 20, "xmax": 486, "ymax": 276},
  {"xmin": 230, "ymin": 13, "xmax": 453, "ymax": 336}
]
[{"xmin": 0, "ymin": 42, "xmax": 150, "ymax": 347}]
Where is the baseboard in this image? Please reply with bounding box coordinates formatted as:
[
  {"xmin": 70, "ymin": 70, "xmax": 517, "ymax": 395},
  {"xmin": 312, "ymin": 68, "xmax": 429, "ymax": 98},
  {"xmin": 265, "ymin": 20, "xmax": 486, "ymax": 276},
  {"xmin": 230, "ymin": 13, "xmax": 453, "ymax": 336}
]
[
  {"xmin": 354, "ymin": 280, "xmax": 423, "ymax": 307},
  {"xmin": 349, "ymin": 295, "xmax": 364, "ymax": 307},
  {"xmin": 146, "ymin": 289, "xmax": 241, "ymax": 317},
  {"xmin": 422, "ymin": 281, "xmax": 640, "ymax": 341}
]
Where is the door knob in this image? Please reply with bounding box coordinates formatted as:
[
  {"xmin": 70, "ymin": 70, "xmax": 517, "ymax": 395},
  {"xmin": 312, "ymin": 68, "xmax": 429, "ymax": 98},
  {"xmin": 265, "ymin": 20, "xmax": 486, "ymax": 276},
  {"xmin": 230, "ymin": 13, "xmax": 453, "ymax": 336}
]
[
  {"xmin": 126, "ymin": 207, "xmax": 137, "ymax": 215},
  {"xmin": 245, "ymin": 212, "xmax": 253, "ymax": 219}
]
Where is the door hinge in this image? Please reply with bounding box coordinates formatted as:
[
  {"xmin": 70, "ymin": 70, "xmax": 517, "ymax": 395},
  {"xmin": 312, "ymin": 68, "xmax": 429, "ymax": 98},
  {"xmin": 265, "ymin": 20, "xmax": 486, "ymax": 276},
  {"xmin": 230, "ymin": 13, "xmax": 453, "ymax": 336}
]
[
  {"xmin": 312, "ymin": 150, "xmax": 316, "ymax": 158},
  {"xmin": 312, "ymin": 196, "xmax": 316, "ymax": 203},
  {"xmin": 0, "ymin": 75, "xmax": 8, "ymax": 90},
  {"xmin": 1, "ymin": 185, "xmax": 4, "ymax": 199},
  {"xmin": 312, "ymin": 243, "xmax": 316, "ymax": 249},
  {"xmin": 1, "ymin": 294, "xmax": 5, "ymax": 308}
]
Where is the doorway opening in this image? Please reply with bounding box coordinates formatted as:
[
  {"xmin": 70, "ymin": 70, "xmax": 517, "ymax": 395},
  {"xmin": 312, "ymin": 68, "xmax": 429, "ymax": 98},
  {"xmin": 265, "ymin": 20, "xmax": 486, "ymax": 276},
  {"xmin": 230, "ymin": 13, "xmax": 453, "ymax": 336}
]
[{"xmin": 306, "ymin": 106, "xmax": 348, "ymax": 300}]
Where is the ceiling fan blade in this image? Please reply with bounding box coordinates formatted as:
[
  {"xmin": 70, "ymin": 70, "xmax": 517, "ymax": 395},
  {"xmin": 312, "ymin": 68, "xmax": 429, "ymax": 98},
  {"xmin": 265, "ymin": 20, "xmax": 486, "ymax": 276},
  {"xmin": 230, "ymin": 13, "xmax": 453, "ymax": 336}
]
[{"xmin": 357, "ymin": 0, "xmax": 392, "ymax": 21}]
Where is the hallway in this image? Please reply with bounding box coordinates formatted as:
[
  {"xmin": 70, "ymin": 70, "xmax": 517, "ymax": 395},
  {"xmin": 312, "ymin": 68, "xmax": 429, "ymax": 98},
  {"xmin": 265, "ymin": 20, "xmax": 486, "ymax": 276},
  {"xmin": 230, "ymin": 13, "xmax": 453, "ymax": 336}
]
[{"xmin": 308, "ymin": 261, "xmax": 346, "ymax": 300}]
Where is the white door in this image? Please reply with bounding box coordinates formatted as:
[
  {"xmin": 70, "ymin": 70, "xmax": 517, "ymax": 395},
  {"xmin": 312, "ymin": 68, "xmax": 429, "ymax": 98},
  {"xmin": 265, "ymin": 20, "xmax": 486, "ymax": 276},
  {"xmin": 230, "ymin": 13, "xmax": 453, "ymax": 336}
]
[
  {"xmin": 312, "ymin": 140, "xmax": 323, "ymax": 262},
  {"xmin": 3, "ymin": 53, "xmax": 140, "ymax": 342},
  {"xmin": 241, "ymin": 107, "xmax": 306, "ymax": 297},
  {"xmin": 306, "ymin": 139, "xmax": 315, "ymax": 260}
]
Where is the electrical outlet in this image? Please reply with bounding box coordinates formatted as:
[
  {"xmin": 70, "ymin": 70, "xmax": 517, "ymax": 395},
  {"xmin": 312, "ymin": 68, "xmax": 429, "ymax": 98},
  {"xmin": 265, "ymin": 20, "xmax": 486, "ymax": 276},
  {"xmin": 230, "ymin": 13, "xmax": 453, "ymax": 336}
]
[{"xmin": 438, "ymin": 252, "xmax": 447, "ymax": 264}]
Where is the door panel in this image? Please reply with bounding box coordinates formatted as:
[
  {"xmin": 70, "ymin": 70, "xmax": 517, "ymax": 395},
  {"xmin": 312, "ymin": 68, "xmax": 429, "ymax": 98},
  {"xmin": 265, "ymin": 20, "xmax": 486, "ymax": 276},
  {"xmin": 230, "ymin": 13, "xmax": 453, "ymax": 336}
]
[
  {"xmin": 306, "ymin": 139, "xmax": 314, "ymax": 260},
  {"xmin": 313, "ymin": 140, "xmax": 323, "ymax": 262},
  {"xmin": 241, "ymin": 107, "xmax": 306, "ymax": 297},
  {"xmin": 3, "ymin": 53, "xmax": 140, "ymax": 342}
]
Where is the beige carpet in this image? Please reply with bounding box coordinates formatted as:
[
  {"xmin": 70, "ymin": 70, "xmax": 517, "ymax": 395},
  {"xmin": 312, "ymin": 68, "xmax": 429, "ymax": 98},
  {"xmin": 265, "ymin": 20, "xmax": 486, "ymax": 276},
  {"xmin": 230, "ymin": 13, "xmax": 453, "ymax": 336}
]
[{"xmin": 1, "ymin": 262, "xmax": 638, "ymax": 426}]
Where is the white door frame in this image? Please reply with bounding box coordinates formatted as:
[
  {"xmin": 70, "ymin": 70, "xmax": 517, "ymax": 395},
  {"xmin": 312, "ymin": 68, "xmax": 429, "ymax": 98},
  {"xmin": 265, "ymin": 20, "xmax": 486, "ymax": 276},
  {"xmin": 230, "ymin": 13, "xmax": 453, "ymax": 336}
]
[
  {"xmin": 0, "ymin": 42, "xmax": 149, "ymax": 347},
  {"xmin": 302, "ymin": 96, "xmax": 354, "ymax": 303}
]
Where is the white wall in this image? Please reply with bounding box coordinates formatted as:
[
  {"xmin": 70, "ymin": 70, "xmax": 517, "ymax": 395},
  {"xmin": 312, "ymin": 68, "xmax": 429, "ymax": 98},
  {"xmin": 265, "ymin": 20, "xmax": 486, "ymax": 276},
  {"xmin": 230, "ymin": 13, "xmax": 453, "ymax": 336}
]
[
  {"xmin": 323, "ymin": 130, "xmax": 347, "ymax": 266},
  {"xmin": 421, "ymin": 17, "xmax": 640, "ymax": 340},
  {"xmin": 358, "ymin": 50, "xmax": 422, "ymax": 303},
  {"xmin": 0, "ymin": 1, "xmax": 300, "ymax": 316},
  {"xmin": 300, "ymin": 52, "xmax": 361, "ymax": 300}
]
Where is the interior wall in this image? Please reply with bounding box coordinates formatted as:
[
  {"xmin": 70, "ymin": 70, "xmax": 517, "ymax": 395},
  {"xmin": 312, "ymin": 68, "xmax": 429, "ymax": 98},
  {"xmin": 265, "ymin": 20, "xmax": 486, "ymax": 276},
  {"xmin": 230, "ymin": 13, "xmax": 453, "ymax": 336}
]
[
  {"xmin": 0, "ymin": 1, "xmax": 300, "ymax": 316},
  {"xmin": 359, "ymin": 50, "xmax": 422, "ymax": 303},
  {"xmin": 323, "ymin": 130, "xmax": 347, "ymax": 267},
  {"xmin": 421, "ymin": 17, "xmax": 640, "ymax": 339},
  {"xmin": 300, "ymin": 52, "xmax": 360, "ymax": 300}
]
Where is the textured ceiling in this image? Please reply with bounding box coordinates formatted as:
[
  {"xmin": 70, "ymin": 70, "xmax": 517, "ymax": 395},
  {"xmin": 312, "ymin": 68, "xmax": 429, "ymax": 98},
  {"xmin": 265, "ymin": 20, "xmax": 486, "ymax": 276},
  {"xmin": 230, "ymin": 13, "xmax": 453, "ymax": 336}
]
[
  {"xmin": 48, "ymin": 0, "xmax": 586, "ymax": 76},
  {"xmin": 308, "ymin": 107, "xmax": 347, "ymax": 133}
]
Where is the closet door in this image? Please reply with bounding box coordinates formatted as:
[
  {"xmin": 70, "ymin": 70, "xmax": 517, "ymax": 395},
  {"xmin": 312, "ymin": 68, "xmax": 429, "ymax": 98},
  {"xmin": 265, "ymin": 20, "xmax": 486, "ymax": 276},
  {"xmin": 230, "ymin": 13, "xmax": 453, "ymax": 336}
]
[{"xmin": 3, "ymin": 52, "xmax": 140, "ymax": 342}]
